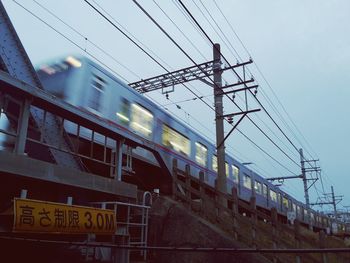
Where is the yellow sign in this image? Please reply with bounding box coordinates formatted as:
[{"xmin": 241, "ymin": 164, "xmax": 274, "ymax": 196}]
[{"xmin": 13, "ymin": 198, "xmax": 116, "ymax": 234}]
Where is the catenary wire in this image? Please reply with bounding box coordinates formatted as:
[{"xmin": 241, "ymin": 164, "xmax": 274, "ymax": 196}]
[
  {"xmin": 186, "ymin": 1, "xmax": 300, "ymax": 161},
  {"xmin": 212, "ymin": 0, "xmax": 319, "ymax": 162},
  {"xmin": 177, "ymin": 0, "xmax": 303, "ymax": 160},
  {"xmin": 14, "ymin": 1, "xmax": 335, "ymax": 203},
  {"xmin": 31, "ymin": 0, "xmax": 140, "ymax": 80},
  {"xmin": 85, "ymin": 0, "xmax": 299, "ymax": 175},
  {"xmin": 12, "ymin": 0, "xmax": 130, "ymax": 83},
  {"xmin": 131, "ymin": 0, "xmax": 301, "ymax": 169}
]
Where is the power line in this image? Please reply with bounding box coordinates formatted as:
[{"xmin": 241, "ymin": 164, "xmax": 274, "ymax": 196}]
[
  {"xmin": 185, "ymin": 0, "xmax": 315, "ymax": 168},
  {"xmin": 152, "ymin": 0, "xmax": 208, "ymax": 61},
  {"xmin": 84, "ymin": 0, "xmax": 301, "ymax": 174},
  {"xmin": 177, "ymin": 0, "xmax": 302, "ymax": 159},
  {"xmin": 90, "ymin": 0, "xmax": 173, "ymax": 71},
  {"xmin": 183, "ymin": 1, "xmax": 299, "ymax": 161},
  {"xmin": 14, "ymin": 1, "xmax": 331, "ymax": 201},
  {"xmin": 132, "ymin": 0, "xmax": 301, "ymax": 169},
  {"xmin": 31, "ymin": 0, "xmax": 140, "ymax": 80},
  {"xmin": 212, "ymin": 0, "xmax": 319, "ymax": 162},
  {"xmin": 88, "ymin": 0, "xmax": 214, "ymax": 110},
  {"xmin": 83, "ymin": 0, "xmax": 169, "ymax": 72},
  {"xmin": 12, "ymin": 0, "xmax": 130, "ymax": 83}
]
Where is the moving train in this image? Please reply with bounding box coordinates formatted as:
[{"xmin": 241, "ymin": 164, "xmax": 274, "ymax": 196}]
[{"xmin": 36, "ymin": 55, "xmax": 327, "ymax": 228}]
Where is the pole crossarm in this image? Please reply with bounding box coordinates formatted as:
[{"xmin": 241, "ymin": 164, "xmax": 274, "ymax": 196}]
[
  {"xmin": 222, "ymin": 58, "xmax": 253, "ymax": 72},
  {"xmin": 310, "ymin": 201, "xmax": 333, "ymax": 206},
  {"xmin": 221, "ymin": 79, "xmax": 255, "ymax": 90},
  {"xmin": 128, "ymin": 59, "xmax": 253, "ymax": 93},
  {"xmin": 222, "ymin": 84, "xmax": 258, "ymax": 96},
  {"xmin": 304, "ymin": 167, "xmax": 321, "ymax": 172},
  {"xmin": 220, "ymin": 108, "xmax": 260, "ymax": 119},
  {"xmin": 216, "ymin": 113, "xmax": 246, "ymax": 150},
  {"xmin": 306, "ymin": 177, "xmax": 318, "ymax": 191},
  {"xmin": 266, "ymin": 175, "xmax": 303, "ymax": 181},
  {"xmin": 128, "ymin": 60, "xmax": 215, "ymax": 93}
]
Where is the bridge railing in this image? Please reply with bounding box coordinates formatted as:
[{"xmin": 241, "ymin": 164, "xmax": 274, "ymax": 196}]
[{"xmin": 172, "ymin": 159, "xmax": 350, "ymax": 263}]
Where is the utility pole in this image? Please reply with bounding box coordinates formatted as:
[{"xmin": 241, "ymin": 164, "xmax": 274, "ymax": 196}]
[
  {"xmin": 331, "ymin": 186, "xmax": 337, "ymax": 218},
  {"xmin": 310, "ymin": 186, "xmax": 343, "ymax": 221},
  {"xmin": 129, "ymin": 43, "xmax": 259, "ymax": 205},
  {"xmin": 299, "ymin": 148, "xmax": 310, "ymax": 208},
  {"xmin": 213, "ymin": 43, "xmax": 227, "ymax": 205}
]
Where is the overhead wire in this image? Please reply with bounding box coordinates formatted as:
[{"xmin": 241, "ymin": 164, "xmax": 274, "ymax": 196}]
[
  {"xmin": 90, "ymin": 0, "xmax": 173, "ymax": 71},
  {"xmin": 12, "ymin": 0, "xmax": 130, "ymax": 83},
  {"xmin": 189, "ymin": 0, "xmax": 303, "ymax": 192},
  {"xmin": 176, "ymin": 0, "xmax": 303, "ymax": 160},
  {"xmin": 31, "ymin": 0, "xmax": 140, "ymax": 80},
  {"xmin": 189, "ymin": 1, "xmax": 300, "ymax": 161},
  {"xmin": 212, "ymin": 0, "xmax": 319, "ymax": 163},
  {"xmin": 84, "ymin": 0, "xmax": 299, "ymax": 176},
  {"xmin": 192, "ymin": 0, "xmax": 312, "ymax": 166},
  {"xmin": 132, "ymin": 0, "xmax": 301, "ymax": 169},
  {"xmin": 89, "ymin": 0, "xmax": 213, "ymax": 111},
  {"xmin": 13, "ymin": 1, "xmax": 343, "ymax": 206},
  {"xmin": 169, "ymin": 0, "xmax": 303, "ymax": 181},
  {"xmin": 153, "ymin": 0, "xmax": 300, "ymax": 177},
  {"xmin": 152, "ymin": 0, "xmax": 208, "ymax": 62}
]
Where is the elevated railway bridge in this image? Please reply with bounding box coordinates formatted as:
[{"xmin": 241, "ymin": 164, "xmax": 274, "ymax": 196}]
[{"xmin": 0, "ymin": 1, "xmax": 349, "ymax": 263}]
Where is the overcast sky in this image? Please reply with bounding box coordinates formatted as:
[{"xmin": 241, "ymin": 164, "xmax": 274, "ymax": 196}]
[{"xmin": 3, "ymin": 0, "xmax": 350, "ymax": 213}]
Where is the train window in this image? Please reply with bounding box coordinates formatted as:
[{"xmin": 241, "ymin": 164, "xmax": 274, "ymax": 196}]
[
  {"xmin": 195, "ymin": 142, "xmax": 207, "ymax": 166},
  {"xmin": 88, "ymin": 74, "xmax": 105, "ymax": 111},
  {"xmin": 232, "ymin": 165, "xmax": 239, "ymax": 183},
  {"xmin": 212, "ymin": 156, "xmax": 217, "ymax": 172},
  {"xmin": 116, "ymin": 98, "xmax": 130, "ymax": 125},
  {"xmin": 283, "ymin": 197, "xmax": 288, "ymax": 208},
  {"xmin": 162, "ymin": 124, "xmax": 190, "ymax": 156},
  {"xmin": 322, "ymin": 217, "xmax": 327, "ymax": 225},
  {"xmin": 277, "ymin": 193, "xmax": 281, "ymax": 205},
  {"xmin": 310, "ymin": 212, "xmax": 315, "ymax": 222},
  {"xmin": 270, "ymin": 190, "xmax": 277, "ymax": 202},
  {"xmin": 254, "ymin": 181, "xmax": 262, "ymax": 195},
  {"xmin": 243, "ymin": 174, "xmax": 252, "ymax": 189},
  {"xmin": 263, "ymin": 184, "xmax": 268, "ymax": 197},
  {"xmin": 211, "ymin": 157, "xmax": 229, "ymax": 176},
  {"xmin": 130, "ymin": 103, "xmax": 153, "ymax": 139},
  {"xmin": 292, "ymin": 203, "xmax": 296, "ymax": 212}
]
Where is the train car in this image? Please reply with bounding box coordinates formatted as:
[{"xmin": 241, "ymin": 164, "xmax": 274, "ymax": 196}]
[{"xmin": 36, "ymin": 55, "xmax": 318, "ymax": 226}]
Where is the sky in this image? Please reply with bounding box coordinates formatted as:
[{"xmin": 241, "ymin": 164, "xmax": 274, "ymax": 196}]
[{"xmin": 2, "ymin": 0, "xmax": 350, "ymax": 213}]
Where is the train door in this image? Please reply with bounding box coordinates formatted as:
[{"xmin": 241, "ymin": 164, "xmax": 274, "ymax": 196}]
[{"xmin": 86, "ymin": 72, "xmax": 107, "ymax": 115}]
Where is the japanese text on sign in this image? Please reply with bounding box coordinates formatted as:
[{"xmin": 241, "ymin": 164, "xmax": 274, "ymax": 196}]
[{"xmin": 13, "ymin": 198, "xmax": 116, "ymax": 234}]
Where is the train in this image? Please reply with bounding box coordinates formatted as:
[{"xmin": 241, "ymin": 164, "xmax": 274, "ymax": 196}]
[{"xmin": 36, "ymin": 55, "xmax": 330, "ymax": 230}]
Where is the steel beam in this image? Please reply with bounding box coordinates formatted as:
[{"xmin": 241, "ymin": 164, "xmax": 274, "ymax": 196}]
[
  {"xmin": 0, "ymin": 2, "xmax": 83, "ymax": 170},
  {"xmin": 14, "ymin": 98, "xmax": 30, "ymax": 154},
  {"xmin": 0, "ymin": 151, "xmax": 137, "ymax": 199},
  {"xmin": 129, "ymin": 60, "xmax": 215, "ymax": 93}
]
